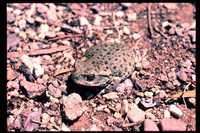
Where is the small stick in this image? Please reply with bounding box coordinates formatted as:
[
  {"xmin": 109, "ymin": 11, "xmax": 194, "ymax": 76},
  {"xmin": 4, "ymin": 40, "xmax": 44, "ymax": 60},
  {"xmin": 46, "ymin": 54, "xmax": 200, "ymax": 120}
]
[
  {"xmin": 7, "ymin": 45, "xmax": 72, "ymax": 58},
  {"xmin": 47, "ymin": 34, "xmax": 82, "ymax": 41}
]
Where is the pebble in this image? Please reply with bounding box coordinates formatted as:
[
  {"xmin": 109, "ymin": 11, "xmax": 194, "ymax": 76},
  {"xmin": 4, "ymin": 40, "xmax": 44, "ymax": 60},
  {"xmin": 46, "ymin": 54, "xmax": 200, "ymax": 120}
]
[
  {"xmin": 94, "ymin": 15, "xmax": 102, "ymax": 26},
  {"xmin": 115, "ymin": 11, "xmax": 124, "ymax": 17},
  {"xmin": 121, "ymin": 3, "xmax": 132, "ymax": 7},
  {"xmin": 127, "ymin": 12, "xmax": 137, "ymax": 21},
  {"xmin": 132, "ymin": 33, "xmax": 141, "ymax": 40},
  {"xmin": 144, "ymin": 91, "xmax": 153, "ymax": 98},
  {"xmin": 114, "ymin": 112, "xmax": 122, "ymax": 119},
  {"xmin": 103, "ymin": 92, "xmax": 119, "ymax": 100},
  {"xmin": 157, "ymin": 90, "xmax": 168, "ymax": 99},
  {"xmin": 48, "ymin": 84, "xmax": 62, "ymax": 98},
  {"xmin": 172, "ymin": 79, "xmax": 181, "ymax": 86},
  {"xmin": 7, "ymin": 33, "xmax": 21, "ymax": 50},
  {"xmin": 41, "ymin": 113, "xmax": 50, "ymax": 125},
  {"xmin": 61, "ymin": 123, "xmax": 71, "ymax": 131},
  {"xmin": 159, "ymin": 118, "xmax": 187, "ymax": 131},
  {"xmin": 139, "ymin": 98, "xmax": 156, "ymax": 110},
  {"xmin": 162, "ymin": 3, "xmax": 177, "ymax": 10},
  {"xmin": 143, "ymin": 119, "xmax": 159, "ymax": 131},
  {"xmin": 79, "ymin": 16, "xmax": 90, "ymax": 26},
  {"xmin": 62, "ymin": 93, "xmax": 85, "ymax": 121},
  {"xmin": 127, "ymin": 104, "xmax": 145, "ymax": 123},
  {"xmin": 18, "ymin": 19, "xmax": 26, "ymax": 29},
  {"xmin": 169, "ymin": 105, "xmax": 183, "ymax": 118},
  {"xmin": 39, "ymin": 24, "xmax": 49, "ymax": 34},
  {"xmin": 134, "ymin": 97, "xmax": 141, "ymax": 105},
  {"xmin": 188, "ymin": 30, "xmax": 196, "ymax": 43},
  {"xmin": 7, "ymin": 67, "xmax": 17, "ymax": 81},
  {"xmin": 188, "ymin": 97, "xmax": 196, "ymax": 106},
  {"xmin": 20, "ymin": 55, "xmax": 44, "ymax": 78},
  {"xmin": 177, "ymin": 70, "xmax": 188, "ymax": 82},
  {"xmin": 7, "ymin": 81, "xmax": 19, "ymax": 90},
  {"xmin": 96, "ymin": 105, "xmax": 107, "ymax": 112},
  {"xmin": 7, "ymin": 12, "xmax": 15, "ymax": 23},
  {"xmin": 121, "ymin": 99, "xmax": 129, "ymax": 114},
  {"xmin": 123, "ymin": 26, "xmax": 131, "ymax": 35},
  {"xmin": 164, "ymin": 110, "xmax": 171, "ymax": 118},
  {"xmin": 20, "ymin": 79, "xmax": 46, "ymax": 98},
  {"xmin": 89, "ymin": 124, "xmax": 101, "ymax": 131},
  {"xmin": 116, "ymin": 82, "xmax": 126, "ymax": 93},
  {"xmin": 36, "ymin": 4, "xmax": 48, "ymax": 13},
  {"xmin": 145, "ymin": 112, "xmax": 156, "ymax": 120},
  {"xmin": 165, "ymin": 82, "xmax": 175, "ymax": 90}
]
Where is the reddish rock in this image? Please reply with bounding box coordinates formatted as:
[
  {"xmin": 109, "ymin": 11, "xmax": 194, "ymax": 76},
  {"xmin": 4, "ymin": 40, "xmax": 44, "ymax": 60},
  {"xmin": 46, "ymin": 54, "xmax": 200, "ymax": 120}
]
[
  {"xmin": 7, "ymin": 67, "xmax": 17, "ymax": 81},
  {"xmin": 144, "ymin": 119, "xmax": 159, "ymax": 131},
  {"xmin": 159, "ymin": 118, "xmax": 187, "ymax": 131},
  {"xmin": 20, "ymin": 79, "xmax": 46, "ymax": 98},
  {"xmin": 48, "ymin": 84, "xmax": 62, "ymax": 98},
  {"xmin": 62, "ymin": 93, "xmax": 85, "ymax": 121}
]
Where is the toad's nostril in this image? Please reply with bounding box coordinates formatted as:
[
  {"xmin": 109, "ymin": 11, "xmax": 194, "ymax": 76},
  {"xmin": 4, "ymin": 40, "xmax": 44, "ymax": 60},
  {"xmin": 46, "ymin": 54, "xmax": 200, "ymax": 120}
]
[{"xmin": 87, "ymin": 74, "xmax": 95, "ymax": 81}]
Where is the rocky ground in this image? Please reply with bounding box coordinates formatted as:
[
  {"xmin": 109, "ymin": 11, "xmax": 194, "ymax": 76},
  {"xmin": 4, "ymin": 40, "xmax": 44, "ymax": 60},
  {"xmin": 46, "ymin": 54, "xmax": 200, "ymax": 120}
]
[{"xmin": 7, "ymin": 3, "xmax": 196, "ymax": 131}]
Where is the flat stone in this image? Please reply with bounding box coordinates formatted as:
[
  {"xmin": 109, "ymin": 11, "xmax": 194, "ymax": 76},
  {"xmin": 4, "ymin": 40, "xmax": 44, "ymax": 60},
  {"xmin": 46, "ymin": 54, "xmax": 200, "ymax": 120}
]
[
  {"xmin": 20, "ymin": 79, "xmax": 46, "ymax": 98},
  {"xmin": 169, "ymin": 105, "xmax": 183, "ymax": 118},
  {"xmin": 103, "ymin": 92, "xmax": 119, "ymax": 100},
  {"xmin": 177, "ymin": 70, "xmax": 188, "ymax": 82},
  {"xmin": 62, "ymin": 93, "xmax": 85, "ymax": 121},
  {"xmin": 127, "ymin": 104, "xmax": 145, "ymax": 123},
  {"xmin": 159, "ymin": 118, "xmax": 187, "ymax": 131},
  {"xmin": 143, "ymin": 119, "xmax": 159, "ymax": 131}
]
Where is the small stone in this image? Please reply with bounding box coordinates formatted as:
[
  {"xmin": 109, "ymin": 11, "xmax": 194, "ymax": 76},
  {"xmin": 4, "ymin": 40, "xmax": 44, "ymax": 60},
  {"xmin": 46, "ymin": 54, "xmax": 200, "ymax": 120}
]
[
  {"xmin": 93, "ymin": 15, "xmax": 102, "ymax": 26},
  {"xmin": 188, "ymin": 30, "xmax": 196, "ymax": 43},
  {"xmin": 123, "ymin": 26, "xmax": 130, "ymax": 35},
  {"xmin": 20, "ymin": 79, "xmax": 46, "ymax": 98},
  {"xmin": 162, "ymin": 3, "xmax": 177, "ymax": 10},
  {"xmin": 79, "ymin": 16, "xmax": 90, "ymax": 26},
  {"xmin": 36, "ymin": 4, "xmax": 48, "ymax": 13},
  {"xmin": 7, "ymin": 12, "xmax": 15, "ymax": 23},
  {"xmin": 7, "ymin": 81, "xmax": 19, "ymax": 90},
  {"xmin": 134, "ymin": 97, "xmax": 141, "ymax": 105},
  {"xmin": 96, "ymin": 105, "xmax": 107, "ymax": 112},
  {"xmin": 18, "ymin": 19, "xmax": 26, "ymax": 29},
  {"xmin": 114, "ymin": 112, "xmax": 121, "ymax": 119},
  {"xmin": 159, "ymin": 74, "xmax": 168, "ymax": 82},
  {"xmin": 139, "ymin": 98, "xmax": 156, "ymax": 110},
  {"xmin": 103, "ymin": 92, "xmax": 118, "ymax": 100},
  {"xmin": 159, "ymin": 118, "xmax": 187, "ymax": 131},
  {"xmin": 89, "ymin": 124, "xmax": 101, "ymax": 131},
  {"xmin": 39, "ymin": 24, "xmax": 49, "ymax": 34},
  {"xmin": 116, "ymin": 82, "xmax": 126, "ymax": 93},
  {"xmin": 132, "ymin": 33, "xmax": 141, "ymax": 40},
  {"xmin": 41, "ymin": 113, "xmax": 50, "ymax": 125},
  {"xmin": 165, "ymin": 82, "xmax": 175, "ymax": 90},
  {"xmin": 172, "ymin": 79, "xmax": 181, "ymax": 86},
  {"xmin": 121, "ymin": 3, "xmax": 132, "ymax": 7},
  {"xmin": 169, "ymin": 105, "xmax": 183, "ymax": 118},
  {"xmin": 48, "ymin": 84, "xmax": 62, "ymax": 98},
  {"xmin": 115, "ymin": 11, "xmax": 124, "ymax": 17},
  {"xmin": 127, "ymin": 12, "xmax": 137, "ymax": 21},
  {"xmin": 145, "ymin": 112, "xmax": 156, "ymax": 120},
  {"xmin": 158, "ymin": 90, "xmax": 168, "ymax": 99},
  {"xmin": 143, "ymin": 119, "xmax": 159, "ymax": 131},
  {"xmin": 62, "ymin": 93, "xmax": 85, "ymax": 121},
  {"xmin": 121, "ymin": 99, "xmax": 129, "ymax": 114},
  {"xmin": 188, "ymin": 97, "xmax": 196, "ymax": 107},
  {"xmin": 144, "ymin": 91, "xmax": 153, "ymax": 98},
  {"xmin": 105, "ymin": 29, "xmax": 113, "ymax": 35},
  {"xmin": 7, "ymin": 33, "xmax": 21, "ymax": 50},
  {"xmin": 177, "ymin": 70, "xmax": 188, "ymax": 82},
  {"xmin": 33, "ymin": 64, "xmax": 44, "ymax": 78},
  {"xmin": 61, "ymin": 123, "xmax": 71, "ymax": 131},
  {"xmin": 106, "ymin": 117, "xmax": 116, "ymax": 126},
  {"xmin": 127, "ymin": 104, "xmax": 145, "ymax": 123},
  {"xmin": 164, "ymin": 110, "xmax": 171, "ymax": 118},
  {"xmin": 7, "ymin": 67, "xmax": 17, "ymax": 81}
]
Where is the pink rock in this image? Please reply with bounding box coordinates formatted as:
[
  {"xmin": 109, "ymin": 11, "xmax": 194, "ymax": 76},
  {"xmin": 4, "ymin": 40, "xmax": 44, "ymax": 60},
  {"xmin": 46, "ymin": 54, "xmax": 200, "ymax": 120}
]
[
  {"xmin": 20, "ymin": 79, "xmax": 46, "ymax": 98},
  {"xmin": 144, "ymin": 119, "xmax": 159, "ymax": 131},
  {"xmin": 48, "ymin": 84, "xmax": 62, "ymax": 98},
  {"xmin": 160, "ymin": 118, "xmax": 187, "ymax": 131}
]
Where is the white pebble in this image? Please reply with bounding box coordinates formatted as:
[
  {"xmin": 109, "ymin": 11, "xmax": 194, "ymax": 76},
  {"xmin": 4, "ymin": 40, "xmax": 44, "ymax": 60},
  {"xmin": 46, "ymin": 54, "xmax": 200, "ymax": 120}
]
[
  {"xmin": 169, "ymin": 105, "xmax": 183, "ymax": 118},
  {"xmin": 79, "ymin": 16, "xmax": 90, "ymax": 26},
  {"xmin": 123, "ymin": 26, "xmax": 130, "ymax": 35}
]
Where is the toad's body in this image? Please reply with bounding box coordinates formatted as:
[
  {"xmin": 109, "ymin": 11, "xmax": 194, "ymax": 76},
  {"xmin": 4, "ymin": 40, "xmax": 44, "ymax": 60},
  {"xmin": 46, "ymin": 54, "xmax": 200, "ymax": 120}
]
[{"xmin": 72, "ymin": 43, "xmax": 141, "ymax": 88}]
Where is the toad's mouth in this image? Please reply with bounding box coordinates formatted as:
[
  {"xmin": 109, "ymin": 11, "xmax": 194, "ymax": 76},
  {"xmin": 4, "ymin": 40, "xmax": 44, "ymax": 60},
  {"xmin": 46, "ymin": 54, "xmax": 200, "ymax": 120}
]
[{"xmin": 71, "ymin": 74, "xmax": 110, "ymax": 87}]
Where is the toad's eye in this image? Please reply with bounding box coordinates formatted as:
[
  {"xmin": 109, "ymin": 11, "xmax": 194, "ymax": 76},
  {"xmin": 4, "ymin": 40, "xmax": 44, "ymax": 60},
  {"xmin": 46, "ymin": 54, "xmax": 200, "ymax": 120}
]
[{"xmin": 86, "ymin": 74, "xmax": 95, "ymax": 81}]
